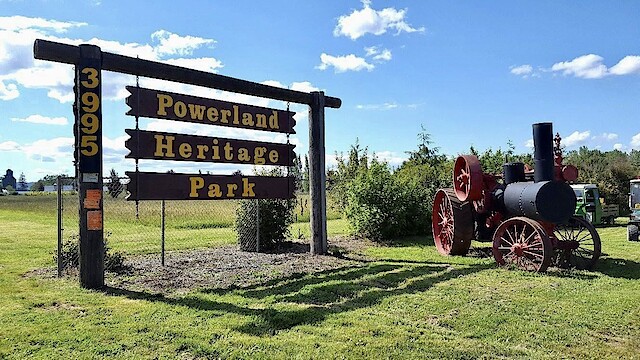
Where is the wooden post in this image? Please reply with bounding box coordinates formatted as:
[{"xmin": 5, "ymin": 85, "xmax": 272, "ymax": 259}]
[
  {"xmin": 76, "ymin": 44, "xmax": 104, "ymax": 289},
  {"xmin": 309, "ymin": 91, "xmax": 328, "ymax": 255}
]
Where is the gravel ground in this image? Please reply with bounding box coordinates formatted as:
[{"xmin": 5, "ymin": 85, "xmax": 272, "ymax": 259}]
[{"xmin": 33, "ymin": 236, "xmax": 377, "ymax": 295}]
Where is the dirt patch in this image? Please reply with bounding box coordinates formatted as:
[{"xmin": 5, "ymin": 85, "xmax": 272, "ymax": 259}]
[{"xmin": 31, "ymin": 236, "xmax": 377, "ymax": 295}]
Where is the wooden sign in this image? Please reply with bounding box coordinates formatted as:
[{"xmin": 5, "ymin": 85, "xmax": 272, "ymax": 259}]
[
  {"xmin": 126, "ymin": 86, "xmax": 296, "ymax": 134},
  {"xmin": 126, "ymin": 171, "xmax": 295, "ymax": 200},
  {"xmin": 76, "ymin": 55, "xmax": 102, "ymax": 174},
  {"xmin": 125, "ymin": 129, "xmax": 295, "ymax": 166}
]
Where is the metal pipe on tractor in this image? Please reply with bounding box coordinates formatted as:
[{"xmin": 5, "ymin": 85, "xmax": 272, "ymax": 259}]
[{"xmin": 431, "ymin": 122, "xmax": 601, "ymax": 272}]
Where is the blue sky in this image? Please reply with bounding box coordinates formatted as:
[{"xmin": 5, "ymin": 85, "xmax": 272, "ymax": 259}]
[{"xmin": 1, "ymin": 0, "xmax": 639, "ymax": 182}]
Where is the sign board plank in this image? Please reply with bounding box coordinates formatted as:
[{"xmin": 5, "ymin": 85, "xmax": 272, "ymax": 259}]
[
  {"xmin": 126, "ymin": 86, "xmax": 296, "ymax": 134},
  {"xmin": 126, "ymin": 172, "xmax": 295, "ymax": 200},
  {"xmin": 125, "ymin": 129, "xmax": 295, "ymax": 166}
]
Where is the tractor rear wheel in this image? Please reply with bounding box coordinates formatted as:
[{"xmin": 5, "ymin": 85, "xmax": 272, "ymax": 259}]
[
  {"xmin": 554, "ymin": 216, "xmax": 601, "ymax": 270},
  {"xmin": 492, "ymin": 217, "xmax": 552, "ymax": 272},
  {"xmin": 432, "ymin": 189, "xmax": 473, "ymax": 255},
  {"xmin": 453, "ymin": 155, "xmax": 483, "ymax": 202}
]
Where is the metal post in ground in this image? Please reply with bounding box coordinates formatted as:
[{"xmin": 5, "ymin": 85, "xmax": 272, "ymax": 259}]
[
  {"xmin": 256, "ymin": 199, "xmax": 260, "ymax": 252},
  {"xmin": 161, "ymin": 199, "xmax": 165, "ymax": 266},
  {"xmin": 57, "ymin": 176, "xmax": 63, "ymax": 277}
]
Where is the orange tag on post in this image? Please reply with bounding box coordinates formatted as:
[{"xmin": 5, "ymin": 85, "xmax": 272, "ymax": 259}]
[
  {"xmin": 84, "ymin": 189, "xmax": 101, "ymax": 209},
  {"xmin": 87, "ymin": 210, "xmax": 102, "ymax": 230}
]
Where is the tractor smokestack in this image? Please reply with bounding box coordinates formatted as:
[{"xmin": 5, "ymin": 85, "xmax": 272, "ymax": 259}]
[{"xmin": 533, "ymin": 122, "xmax": 554, "ymax": 182}]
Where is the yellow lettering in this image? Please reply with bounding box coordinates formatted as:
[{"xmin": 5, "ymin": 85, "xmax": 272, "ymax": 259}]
[
  {"xmin": 174, "ymin": 101, "xmax": 187, "ymax": 118},
  {"xmin": 256, "ymin": 114, "xmax": 267, "ymax": 128},
  {"xmin": 269, "ymin": 150, "xmax": 279, "ymax": 164},
  {"xmin": 153, "ymin": 135, "xmax": 175, "ymax": 157},
  {"xmin": 208, "ymin": 184, "xmax": 222, "ymax": 198},
  {"xmin": 196, "ymin": 144, "xmax": 209, "ymax": 159},
  {"xmin": 233, "ymin": 105, "xmax": 240, "ymax": 124},
  {"xmin": 268, "ymin": 110, "xmax": 279, "ymax": 129},
  {"xmin": 224, "ymin": 142, "xmax": 233, "ymax": 161},
  {"xmin": 207, "ymin": 107, "xmax": 219, "ymax": 122},
  {"xmin": 188, "ymin": 104, "xmax": 206, "ymax": 120},
  {"xmin": 157, "ymin": 94, "xmax": 173, "ymax": 116},
  {"xmin": 242, "ymin": 178, "xmax": 256, "ymax": 197},
  {"xmin": 226, "ymin": 183, "xmax": 238, "ymax": 197},
  {"xmin": 238, "ymin": 148, "xmax": 250, "ymax": 162},
  {"xmin": 254, "ymin": 147, "xmax": 266, "ymax": 165},
  {"xmin": 189, "ymin": 177, "xmax": 204, "ymax": 198},
  {"xmin": 212, "ymin": 139, "xmax": 220, "ymax": 160},
  {"xmin": 242, "ymin": 112, "xmax": 254, "ymax": 126},
  {"xmin": 179, "ymin": 143, "xmax": 192, "ymax": 158},
  {"xmin": 220, "ymin": 109, "xmax": 231, "ymax": 123}
]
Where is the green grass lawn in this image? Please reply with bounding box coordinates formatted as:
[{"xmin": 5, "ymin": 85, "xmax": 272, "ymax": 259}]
[{"xmin": 1, "ymin": 195, "xmax": 639, "ymax": 359}]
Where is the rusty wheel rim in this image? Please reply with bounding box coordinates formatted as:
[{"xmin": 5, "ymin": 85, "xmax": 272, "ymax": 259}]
[
  {"xmin": 453, "ymin": 155, "xmax": 483, "ymax": 202},
  {"xmin": 492, "ymin": 217, "xmax": 552, "ymax": 272},
  {"xmin": 433, "ymin": 190, "xmax": 455, "ymax": 254},
  {"xmin": 554, "ymin": 216, "xmax": 601, "ymax": 270}
]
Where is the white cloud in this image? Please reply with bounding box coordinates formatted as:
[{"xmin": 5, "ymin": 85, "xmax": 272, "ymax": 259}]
[
  {"xmin": 0, "ymin": 141, "xmax": 21, "ymax": 151},
  {"xmin": 0, "ymin": 15, "xmax": 86, "ymax": 33},
  {"xmin": 22, "ymin": 137, "xmax": 74, "ymax": 162},
  {"xmin": 290, "ymin": 81, "xmax": 320, "ymax": 93},
  {"xmin": 510, "ymin": 64, "xmax": 532, "ymax": 76},
  {"xmin": 364, "ymin": 46, "xmax": 392, "ymax": 62},
  {"xmin": 613, "ymin": 143, "xmax": 625, "ymax": 151},
  {"xmin": 0, "ymin": 81, "xmax": 19, "ymax": 100},
  {"xmin": 334, "ymin": 0, "xmax": 424, "ymax": 40},
  {"xmin": 631, "ymin": 133, "xmax": 640, "ymax": 149},
  {"xmin": 356, "ymin": 102, "xmax": 398, "ymax": 110},
  {"xmin": 551, "ymin": 54, "xmax": 608, "ymax": 79},
  {"xmin": 373, "ymin": 151, "xmax": 406, "ymax": 167},
  {"xmin": 151, "ymin": 30, "xmax": 215, "ymax": 56},
  {"xmin": 11, "ymin": 114, "xmax": 68, "ymax": 125},
  {"xmin": 317, "ymin": 53, "xmax": 374, "ymax": 73},
  {"xmin": 549, "ymin": 54, "xmax": 640, "ymax": 79},
  {"xmin": 0, "ymin": 16, "xmax": 222, "ymax": 103},
  {"xmin": 525, "ymin": 139, "xmax": 534, "ymax": 148},
  {"xmin": 563, "ymin": 130, "xmax": 591, "ymax": 147},
  {"xmin": 597, "ymin": 132, "xmax": 618, "ymax": 141},
  {"xmin": 609, "ymin": 55, "xmax": 640, "ymax": 76}
]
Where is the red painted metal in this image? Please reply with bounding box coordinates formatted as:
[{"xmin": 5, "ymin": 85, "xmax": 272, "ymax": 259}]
[
  {"xmin": 430, "ymin": 123, "xmax": 593, "ymax": 272},
  {"xmin": 453, "ymin": 155, "xmax": 483, "ymax": 202},
  {"xmin": 432, "ymin": 189, "xmax": 473, "ymax": 255}
]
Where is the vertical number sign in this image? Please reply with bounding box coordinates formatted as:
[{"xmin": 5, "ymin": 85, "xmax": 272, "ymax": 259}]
[
  {"xmin": 77, "ymin": 56, "xmax": 102, "ymax": 173},
  {"xmin": 75, "ymin": 44, "xmax": 104, "ymax": 289}
]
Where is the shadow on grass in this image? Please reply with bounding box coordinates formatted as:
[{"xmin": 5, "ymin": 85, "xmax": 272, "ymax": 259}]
[
  {"xmin": 594, "ymin": 257, "xmax": 640, "ymax": 279},
  {"xmin": 104, "ymin": 261, "xmax": 492, "ymax": 336},
  {"xmin": 381, "ymin": 235, "xmax": 433, "ymax": 248}
]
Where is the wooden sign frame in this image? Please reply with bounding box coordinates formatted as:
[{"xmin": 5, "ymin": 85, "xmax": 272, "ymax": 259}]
[{"xmin": 34, "ymin": 39, "xmax": 341, "ymax": 289}]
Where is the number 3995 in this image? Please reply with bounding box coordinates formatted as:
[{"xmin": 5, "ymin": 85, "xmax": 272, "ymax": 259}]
[{"xmin": 80, "ymin": 67, "xmax": 100, "ymax": 157}]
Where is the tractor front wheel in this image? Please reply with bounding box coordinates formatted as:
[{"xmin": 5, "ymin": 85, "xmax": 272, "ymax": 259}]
[
  {"xmin": 492, "ymin": 217, "xmax": 552, "ymax": 272},
  {"xmin": 432, "ymin": 189, "xmax": 473, "ymax": 255}
]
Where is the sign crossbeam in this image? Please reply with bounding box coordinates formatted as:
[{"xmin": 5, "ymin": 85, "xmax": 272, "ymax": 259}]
[{"xmin": 34, "ymin": 39, "xmax": 341, "ymax": 108}]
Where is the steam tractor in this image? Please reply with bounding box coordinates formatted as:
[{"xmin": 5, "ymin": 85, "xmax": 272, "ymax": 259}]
[{"xmin": 431, "ymin": 123, "xmax": 601, "ymax": 272}]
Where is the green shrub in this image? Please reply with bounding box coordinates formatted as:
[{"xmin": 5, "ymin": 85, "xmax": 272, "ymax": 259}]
[
  {"xmin": 235, "ymin": 168, "xmax": 295, "ymax": 252},
  {"xmin": 53, "ymin": 234, "xmax": 130, "ymax": 273},
  {"xmin": 345, "ymin": 160, "xmax": 430, "ymax": 241}
]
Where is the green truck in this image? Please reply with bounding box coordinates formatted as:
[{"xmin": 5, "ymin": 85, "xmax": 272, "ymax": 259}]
[
  {"xmin": 629, "ymin": 179, "xmax": 640, "ymax": 241},
  {"xmin": 571, "ymin": 184, "xmax": 619, "ymax": 226}
]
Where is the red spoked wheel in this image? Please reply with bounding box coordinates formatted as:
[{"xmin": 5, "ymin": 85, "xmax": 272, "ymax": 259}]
[
  {"xmin": 453, "ymin": 155, "xmax": 483, "ymax": 202},
  {"xmin": 492, "ymin": 217, "xmax": 552, "ymax": 272},
  {"xmin": 432, "ymin": 189, "xmax": 473, "ymax": 255},
  {"xmin": 553, "ymin": 216, "xmax": 601, "ymax": 270}
]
